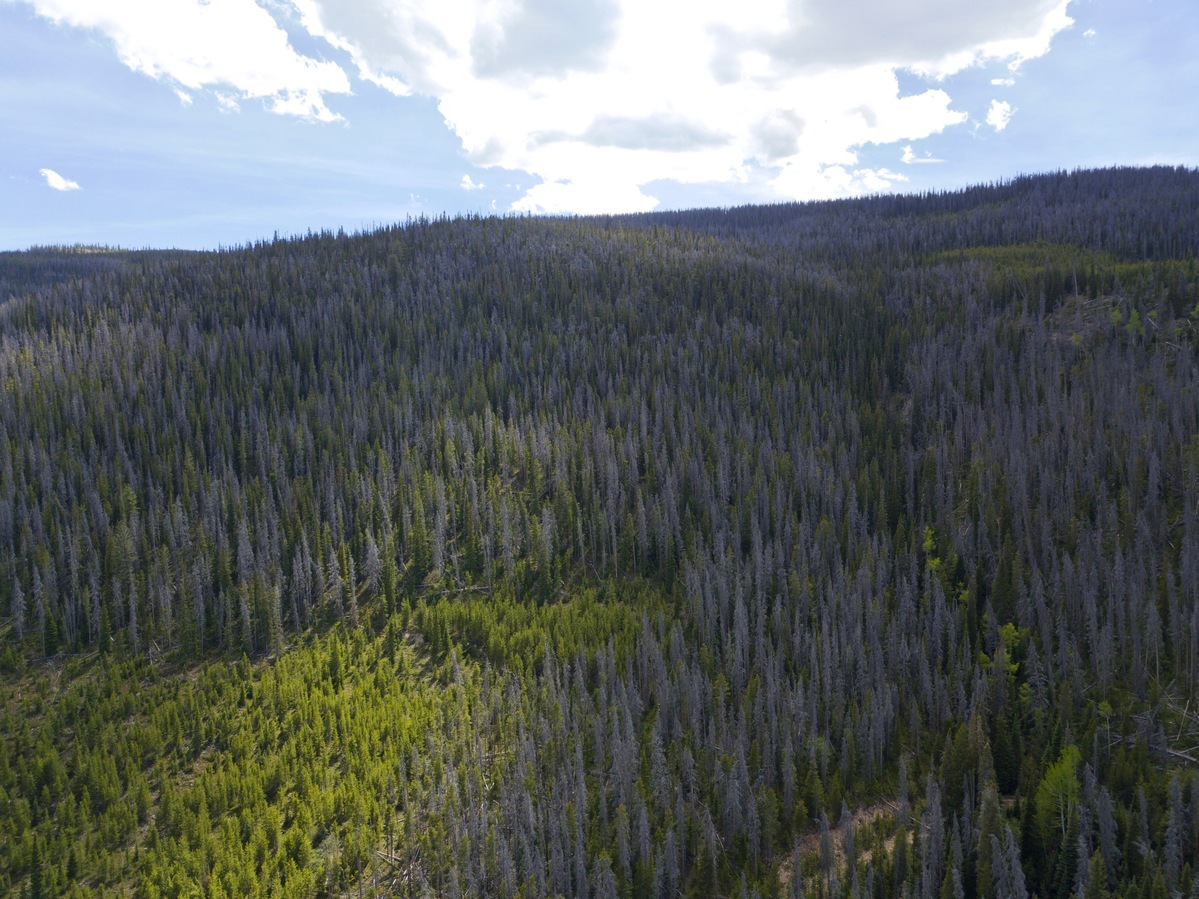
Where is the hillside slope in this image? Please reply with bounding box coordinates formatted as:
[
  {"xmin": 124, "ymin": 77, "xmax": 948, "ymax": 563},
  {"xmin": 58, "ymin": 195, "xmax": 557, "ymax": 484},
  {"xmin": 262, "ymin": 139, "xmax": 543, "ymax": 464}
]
[{"xmin": 2, "ymin": 166, "xmax": 1198, "ymax": 897}]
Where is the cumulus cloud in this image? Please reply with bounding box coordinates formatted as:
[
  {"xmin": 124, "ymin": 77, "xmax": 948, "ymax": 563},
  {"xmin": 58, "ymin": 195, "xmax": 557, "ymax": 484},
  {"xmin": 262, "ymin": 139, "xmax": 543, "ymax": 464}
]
[
  {"xmin": 39, "ymin": 168, "xmax": 81, "ymax": 191},
  {"xmin": 986, "ymin": 99, "xmax": 1015, "ymax": 131},
  {"xmin": 21, "ymin": 0, "xmax": 351, "ymax": 121},
  {"xmin": 979, "ymin": 0, "xmax": 1074, "ymax": 71},
  {"xmin": 460, "ymin": 174, "xmax": 485, "ymax": 190},
  {"xmin": 21, "ymin": 0, "xmax": 1075, "ymax": 211},
  {"xmin": 744, "ymin": 0, "xmax": 1069, "ymax": 75},
  {"xmin": 291, "ymin": 0, "xmax": 1071, "ymax": 211}
]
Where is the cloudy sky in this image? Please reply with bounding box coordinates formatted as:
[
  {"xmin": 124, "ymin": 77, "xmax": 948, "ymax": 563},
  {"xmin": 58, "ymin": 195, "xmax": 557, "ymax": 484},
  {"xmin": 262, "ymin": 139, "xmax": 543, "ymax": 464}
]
[{"xmin": 2, "ymin": 0, "xmax": 1195, "ymax": 249}]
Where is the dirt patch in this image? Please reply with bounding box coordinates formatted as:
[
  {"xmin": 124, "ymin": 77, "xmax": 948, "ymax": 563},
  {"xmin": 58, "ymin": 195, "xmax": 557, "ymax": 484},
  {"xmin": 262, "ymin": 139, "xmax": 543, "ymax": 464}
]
[{"xmin": 779, "ymin": 799, "xmax": 899, "ymax": 890}]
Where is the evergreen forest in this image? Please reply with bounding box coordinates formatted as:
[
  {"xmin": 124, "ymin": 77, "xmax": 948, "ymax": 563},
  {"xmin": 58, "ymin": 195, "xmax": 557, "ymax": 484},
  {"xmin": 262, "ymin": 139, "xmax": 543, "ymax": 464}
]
[{"xmin": 2, "ymin": 166, "xmax": 1199, "ymax": 898}]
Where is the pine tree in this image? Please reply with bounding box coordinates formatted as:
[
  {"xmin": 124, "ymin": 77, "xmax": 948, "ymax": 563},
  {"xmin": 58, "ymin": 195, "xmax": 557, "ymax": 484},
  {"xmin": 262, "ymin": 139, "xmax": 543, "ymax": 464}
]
[{"xmin": 1083, "ymin": 852, "xmax": 1111, "ymax": 899}]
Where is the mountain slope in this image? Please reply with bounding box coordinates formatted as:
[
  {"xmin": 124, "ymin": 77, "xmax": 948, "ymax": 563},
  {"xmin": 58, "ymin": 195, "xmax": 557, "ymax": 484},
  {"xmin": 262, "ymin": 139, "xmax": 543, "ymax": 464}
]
[{"xmin": 2, "ymin": 166, "xmax": 1198, "ymax": 898}]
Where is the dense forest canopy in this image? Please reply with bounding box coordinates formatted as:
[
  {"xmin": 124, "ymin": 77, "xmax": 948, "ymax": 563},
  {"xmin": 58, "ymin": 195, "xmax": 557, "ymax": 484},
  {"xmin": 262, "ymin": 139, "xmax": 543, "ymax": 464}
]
[{"xmin": 1, "ymin": 166, "xmax": 1198, "ymax": 897}]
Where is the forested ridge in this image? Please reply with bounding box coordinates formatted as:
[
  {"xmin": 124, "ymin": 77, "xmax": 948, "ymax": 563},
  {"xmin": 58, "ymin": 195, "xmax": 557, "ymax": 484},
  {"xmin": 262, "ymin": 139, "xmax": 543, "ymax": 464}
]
[{"xmin": 2, "ymin": 165, "xmax": 1198, "ymax": 897}]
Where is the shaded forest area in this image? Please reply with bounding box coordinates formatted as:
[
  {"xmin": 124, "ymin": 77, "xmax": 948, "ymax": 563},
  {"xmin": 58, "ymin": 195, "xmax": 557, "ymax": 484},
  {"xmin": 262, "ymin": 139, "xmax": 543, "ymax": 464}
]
[{"xmin": 2, "ymin": 166, "xmax": 1199, "ymax": 897}]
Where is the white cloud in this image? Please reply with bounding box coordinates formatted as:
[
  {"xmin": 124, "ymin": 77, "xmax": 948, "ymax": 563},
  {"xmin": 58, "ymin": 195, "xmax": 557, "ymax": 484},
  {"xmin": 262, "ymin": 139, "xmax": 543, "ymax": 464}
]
[
  {"xmin": 991, "ymin": 77, "xmax": 1016, "ymax": 86},
  {"xmin": 21, "ymin": 0, "xmax": 351, "ymax": 121},
  {"xmin": 904, "ymin": 0, "xmax": 1072, "ymax": 77},
  {"xmin": 986, "ymin": 99, "xmax": 1015, "ymax": 131},
  {"xmin": 902, "ymin": 145, "xmax": 944, "ymax": 164},
  {"xmin": 22, "ymin": 0, "xmax": 1075, "ymax": 211},
  {"xmin": 1083, "ymin": 28, "xmax": 1096, "ymax": 38},
  {"xmin": 290, "ymin": 0, "xmax": 1071, "ymax": 211},
  {"xmin": 513, "ymin": 178, "xmax": 659, "ymax": 215},
  {"xmin": 460, "ymin": 174, "xmax": 485, "ymax": 190},
  {"xmin": 39, "ymin": 168, "xmax": 81, "ymax": 191}
]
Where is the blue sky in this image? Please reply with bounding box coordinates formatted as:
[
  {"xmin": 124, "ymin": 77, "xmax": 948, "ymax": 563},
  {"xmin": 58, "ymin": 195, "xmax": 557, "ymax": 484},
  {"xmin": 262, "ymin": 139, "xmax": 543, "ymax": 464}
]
[{"xmin": 2, "ymin": 0, "xmax": 1196, "ymax": 250}]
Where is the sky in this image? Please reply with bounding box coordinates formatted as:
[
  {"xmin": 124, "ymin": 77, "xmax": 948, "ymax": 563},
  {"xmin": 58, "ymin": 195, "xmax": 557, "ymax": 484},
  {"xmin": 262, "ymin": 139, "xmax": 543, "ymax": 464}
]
[{"xmin": 1, "ymin": 0, "xmax": 1196, "ymax": 250}]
